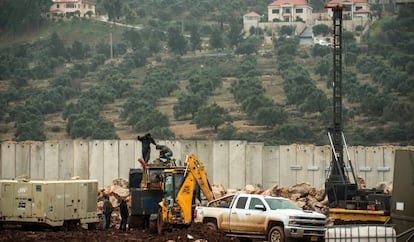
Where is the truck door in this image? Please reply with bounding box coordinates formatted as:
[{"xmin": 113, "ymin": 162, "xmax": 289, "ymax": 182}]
[
  {"xmin": 229, "ymin": 196, "xmax": 250, "ymax": 233},
  {"xmin": 246, "ymin": 197, "xmax": 267, "ymax": 233}
]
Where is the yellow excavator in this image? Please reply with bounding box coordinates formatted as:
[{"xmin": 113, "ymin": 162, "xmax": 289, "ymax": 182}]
[{"xmin": 154, "ymin": 153, "xmax": 216, "ymax": 234}]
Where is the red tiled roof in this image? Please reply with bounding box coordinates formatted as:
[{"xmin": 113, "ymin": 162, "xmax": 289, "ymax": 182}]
[
  {"xmin": 327, "ymin": 0, "xmax": 368, "ymax": 3},
  {"xmin": 52, "ymin": 0, "xmax": 95, "ymax": 4},
  {"xmin": 245, "ymin": 11, "xmax": 260, "ymax": 16},
  {"xmin": 53, "ymin": 0, "xmax": 78, "ymax": 3},
  {"xmin": 50, "ymin": 9, "xmax": 65, "ymax": 13},
  {"xmin": 268, "ymin": 0, "xmax": 309, "ymax": 6}
]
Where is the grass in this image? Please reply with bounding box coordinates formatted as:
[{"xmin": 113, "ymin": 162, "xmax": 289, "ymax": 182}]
[{"xmin": 0, "ymin": 18, "xmax": 124, "ymax": 48}]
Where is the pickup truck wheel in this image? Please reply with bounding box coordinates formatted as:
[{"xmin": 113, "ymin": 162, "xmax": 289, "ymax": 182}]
[
  {"xmin": 268, "ymin": 226, "xmax": 285, "ymax": 242},
  {"xmin": 206, "ymin": 221, "xmax": 217, "ymax": 231}
]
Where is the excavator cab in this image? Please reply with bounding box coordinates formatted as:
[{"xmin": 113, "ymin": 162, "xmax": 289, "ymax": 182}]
[{"xmin": 163, "ymin": 168, "xmax": 185, "ymax": 207}]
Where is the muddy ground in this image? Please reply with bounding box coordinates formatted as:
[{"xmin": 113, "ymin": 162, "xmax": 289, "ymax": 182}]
[{"xmin": 0, "ymin": 223, "xmax": 240, "ymax": 242}]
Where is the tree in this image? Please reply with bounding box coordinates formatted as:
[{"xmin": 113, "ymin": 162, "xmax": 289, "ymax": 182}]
[
  {"xmin": 209, "ymin": 27, "xmax": 224, "ymax": 50},
  {"xmin": 312, "ymin": 24, "xmax": 330, "ymax": 36},
  {"xmin": 279, "ymin": 25, "xmax": 295, "ymax": 36},
  {"xmin": 227, "ymin": 18, "xmax": 243, "ymax": 49},
  {"xmin": 13, "ymin": 105, "xmax": 46, "ymax": 141},
  {"xmin": 0, "ymin": 0, "xmax": 52, "ymax": 34},
  {"xmin": 189, "ymin": 26, "xmax": 202, "ymax": 52},
  {"xmin": 49, "ymin": 32, "xmax": 66, "ymax": 58},
  {"xmin": 255, "ymin": 106, "xmax": 287, "ymax": 127},
  {"xmin": 194, "ymin": 103, "xmax": 231, "ymax": 132},
  {"xmin": 230, "ymin": 77, "xmax": 265, "ymax": 103},
  {"xmin": 70, "ymin": 40, "xmax": 88, "ymax": 59},
  {"xmin": 167, "ymin": 27, "xmax": 188, "ymax": 55},
  {"xmin": 173, "ymin": 93, "xmax": 206, "ymax": 120},
  {"xmin": 235, "ymin": 37, "xmax": 260, "ymax": 55},
  {"xmin": 103, "ymin": 0, "xmax": 122, "ymax": 21}
]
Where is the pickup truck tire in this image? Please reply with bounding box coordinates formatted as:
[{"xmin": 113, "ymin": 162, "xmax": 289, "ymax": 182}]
[
  {"xmin": 268, "ymin": 226, "xmax": 285, "ymax": 242},
  {"xmin": 205, "ymin": 221, "xmax": 218, "ymax": 231}
]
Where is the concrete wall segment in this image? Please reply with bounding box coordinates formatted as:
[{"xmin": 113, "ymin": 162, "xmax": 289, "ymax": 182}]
[
  {"xmin": 44, "ymin": 141, "xmax": 59, "ymax": 179},
  {"xmin": 212, "ymin": 141, "xmax": 229, "ymax": 188},
  {"xmin": 119, "ymin": 140, "xmax": 135, "ymax": 180},
  {"xmin": 1, "ymin": 141, "xmax": 15, "ymax": 179},
  {"xmin": 195, "ymin": 140, "xmax": 213, "ymax": 181},
  {"xmin": 246, "ymin": 142, "xmax": 263, "ymax": 187},
  {"xmin": 279, "ymin": 145, "xmax": 297, "ymax": 186},
  {"xmin": 228, "ymin": 140, "xmax": 246, "ymax": 190},
  {"xmin": 262, "ymin": 146, "xmax": 280, "ymax": 189},
  {"xmin": 15, "ymin": 142, "xmax": 30, "ymax": 178},
  {"xmin": 383, "ymin": 147, "xmax": 395, "ymax": 182},
  {"xmin": 30, "ymin": 142, "xmax": 45, "ymax": 179},
  {"xmin": 89, "ymin": 140, "xmax": 104, "ymax": 186},
  {"xmin": 103, "ymin": 140, "xmax": 119, "ymax": 186},
  {"xmin": 73, "ymin": 140, "xmax": 89, "ymax": 178},
  {"xmin": 58, "ymin": 140, "xmax": 73, "ymax": 179},
  {"xmin": 296, "ymin": 144, "xmax": 314, "ymax": 185}
]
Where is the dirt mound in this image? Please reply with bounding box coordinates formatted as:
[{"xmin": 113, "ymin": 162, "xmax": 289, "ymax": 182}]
[{"xmin": 0, "ymin": 223, "xmax": 239, "ymax": 242}]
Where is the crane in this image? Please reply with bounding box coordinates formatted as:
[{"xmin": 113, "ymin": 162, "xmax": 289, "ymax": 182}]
[{"xmin": 324, "ymin": 5, "xmax": 391, "ymax": 224}]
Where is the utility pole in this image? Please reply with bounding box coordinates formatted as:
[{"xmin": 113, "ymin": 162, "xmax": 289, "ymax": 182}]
[{"xmin": 110, "ymin": 22, "xmax": 113, "ymax": 60}]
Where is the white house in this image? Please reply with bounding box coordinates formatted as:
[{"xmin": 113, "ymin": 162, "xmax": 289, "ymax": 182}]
[
  {"xmin": 49, "ymin": 0, "xmax": 96, "ymax": 18},
  {"xmin": 268, "ymin": 0, "xmax": 313, "ymax": 24}
]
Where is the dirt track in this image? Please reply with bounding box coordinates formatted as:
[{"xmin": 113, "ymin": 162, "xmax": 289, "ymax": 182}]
[{"xmin": 0, "ymin": 223, "xmax": 239, "ymax": 242}]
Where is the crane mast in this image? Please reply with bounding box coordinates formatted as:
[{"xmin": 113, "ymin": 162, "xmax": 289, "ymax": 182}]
[{"xmin": 325, "ymin": 5, "xmax": 357, "ymax": 207}]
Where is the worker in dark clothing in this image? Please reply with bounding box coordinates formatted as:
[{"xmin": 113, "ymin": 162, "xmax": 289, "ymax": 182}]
[
  {"xmin": 102, "ymin": 195, "xmax": 113, "ymax": 230},
  {"xmin": 156, "ymin": 144, "xmax": 173, "ymax": 161},
  {"xmin": 119, "ymin": 198, "xmax": 129, "ymax": 231},
  {"xmin": 137, "ymin": 133, "xmax": 156, "ymax": 163}
]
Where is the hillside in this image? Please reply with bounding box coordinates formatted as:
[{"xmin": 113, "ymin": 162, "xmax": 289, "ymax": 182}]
[{"xmin": 0, "ymin": 8, "xmax": 413, "ymax": 145}]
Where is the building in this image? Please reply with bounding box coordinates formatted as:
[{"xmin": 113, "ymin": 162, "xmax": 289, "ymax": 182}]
[
  {"xmin": 49, "ymin": 0, "xmax": 96, "ymax": 18},
  {"xmin": 243, "ymin": 11, "xmax": 262, "ymax": 33},
  {"xmin": 267, "ymin": 0, "xmax": 313, "ymax": 25},
  {"xmin": 326, "ymin": 0, "xmax": 370, "ymax": 20}
]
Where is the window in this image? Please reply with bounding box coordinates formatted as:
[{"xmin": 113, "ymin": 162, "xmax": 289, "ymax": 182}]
[
  {"xmin": 236, "ymin": 197, "xmax": 248, "ymax": 209},
  {"xmin": 284, "ymin": 8, "xmax": 291, "ymax": 14},
  {"xmin": 296, "ymin": 8, "xmax": 303, "ymax": 13},
  {"xmin": 249, "ymin": 198, "xmax": 264, "ymax": 210},
  {"xmin": 66, "ymin": 3, "xmax": 75, "ymax": 8},
  {"xmin": 56, "ymin": 4, "xmax": 60, "ymax": 8},
  {"xmin": 355, "ymin": 6, "xmax": 363, "ymax": 11},
  {"xmin": 272, "ymin": 9, "xmax": 280, "ymax": 14}
]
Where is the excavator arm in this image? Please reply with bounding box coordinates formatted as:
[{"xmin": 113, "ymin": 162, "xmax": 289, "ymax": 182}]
[{"xmin": 159, "ymin": 154, "xmax": 215, "ymax": 226}]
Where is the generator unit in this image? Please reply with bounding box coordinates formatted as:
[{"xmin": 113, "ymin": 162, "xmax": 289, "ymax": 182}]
[{"xmin": 0, "ymin": 179, "xmax": 99, "ymax": 228}]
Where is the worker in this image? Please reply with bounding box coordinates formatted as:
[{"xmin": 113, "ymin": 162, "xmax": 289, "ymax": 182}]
[
  {"xmin": 156, "ymin": 144, "xmax": 173, "ymax": 161},
  {"xmin": 137, "ymin": 133, "xmax": 156, "ymax": 163},
  {"xmin": 119, "ymin": 198, "xmax": 129, "ymax": 232},
  {"xmin": 102, "ymin": 195, "xmax": 113, "ymax": 230}
]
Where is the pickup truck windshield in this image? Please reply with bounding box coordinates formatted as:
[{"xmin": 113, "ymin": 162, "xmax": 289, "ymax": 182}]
[{"xmin": 265, "ymin": 198, "xmax": 301, "ymax": 210}]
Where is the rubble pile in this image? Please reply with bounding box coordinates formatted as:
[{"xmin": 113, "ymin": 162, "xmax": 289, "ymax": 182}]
[
  {"xmin": 97, "ymin": 176, "xmax": 393, "ymax": 223},
  {"xmin": 97, "ymin": 178, "xmax": 130, "ymax": 228}
]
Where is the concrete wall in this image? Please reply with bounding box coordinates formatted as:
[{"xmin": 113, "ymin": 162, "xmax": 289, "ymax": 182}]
[{"xmin": 1, "ymin": 140, "xmax": 412, "ymax": 190}]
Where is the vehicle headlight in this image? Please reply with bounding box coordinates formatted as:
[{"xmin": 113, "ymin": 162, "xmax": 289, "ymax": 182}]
[{"xmin": 288, "ymin": 216, "xmax": 297, "ymax": 225}]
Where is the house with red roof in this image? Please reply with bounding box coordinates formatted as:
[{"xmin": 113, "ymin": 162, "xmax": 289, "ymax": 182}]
[
  {"xmin": 243, "ymin": 11, "xmax": 262, "ymax": 33},
  {"xmin": 326, "ymin": 0, "xmax": 370, "ymax": 20},
  {"xmin": 267, "ymin": 0, "xmax": 313, "ymax": 24},
  {"xmin": 48, "ymin": 0, "xmax": 96, "ymax": 18}
]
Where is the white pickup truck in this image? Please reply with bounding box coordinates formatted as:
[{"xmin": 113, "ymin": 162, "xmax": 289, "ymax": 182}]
[{"xmin": 194, "ymin": 194, "xmax": 327, "ymax": 242}]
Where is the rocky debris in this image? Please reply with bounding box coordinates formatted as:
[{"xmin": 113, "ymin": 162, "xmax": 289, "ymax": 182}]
[
  {"xmin": 375, "ymin": 181, "xmax": 393, "ymax": 194},
  {"xmin": 97, "ymin": 178, "xmax": 130, "ymax": 228}
]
